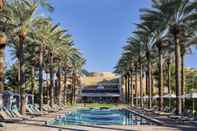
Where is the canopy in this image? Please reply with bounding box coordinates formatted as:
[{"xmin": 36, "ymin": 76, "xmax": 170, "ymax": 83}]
[
  {"xmin": 163, "ymin": 94, "xmax": 176, "ymax": 98},
  {"xmin": 153, "ymin": 95, "xmax": 159, "ymax": 99},
  {"xmin": 183, "ymin": 92, "xmax": 197, "ymax": 99},
  {"xmin": 133, "ymin": 96, "xmax": 141, "ymax": 99},
  {"xmin": 143, "ymin": 96, "xmax": 149, "ymax": 99}
]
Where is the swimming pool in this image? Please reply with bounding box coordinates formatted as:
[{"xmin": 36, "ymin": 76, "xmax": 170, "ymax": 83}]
[{"xmin": 49, "ymin": 108, "xmax": 155, "ymax": 126}]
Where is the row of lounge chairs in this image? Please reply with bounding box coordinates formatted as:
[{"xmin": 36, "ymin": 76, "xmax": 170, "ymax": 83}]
[
  {"xmin": 131, "ymin": 105, "xmax": 195, "ymax": 123},
  {"xmin": 0, "ymin": 104, "xmax": 65, "ymax": 123}
]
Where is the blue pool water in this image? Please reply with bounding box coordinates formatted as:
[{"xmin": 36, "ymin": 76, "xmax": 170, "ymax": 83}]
[{"xmin": 49, "ymin": 108, "xmax": 154, "ymax": 126}]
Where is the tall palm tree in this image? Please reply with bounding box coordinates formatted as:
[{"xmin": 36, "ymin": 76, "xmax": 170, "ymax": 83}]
[
  {"xmin": 141, "ymin": 0, "xmax": 197, "ymax": 114},
  {"xmin": 114, "ymin": 54, "xmax": 130, "ymax": 103},
  {"xmin": 123, "ymin": 36, "xmax": 145, "ymax": 107},
  {"xmin": 9, "ymin": 0, "xmax": 38, "ymax": 114},
  {"xmin": 70, "ymin": 51, "xmax": 85, "ymax": 104},
  {"xmin": 9, "ymin": 0, "xmax": 53, "ymax": 113},
  {"xmin": 57, "ymin": 43, "xmax": 76, "ymax": 105},
  {"xmin": 0, "ymin": 1, "xmax": 14, "ymax": 92},
  {"xmin": 0, "ymin": 32, "xmax": 7, "ymax": 92},
  {"xmin": 134, "ymin": 23, "xmax": 158, "ymax": 109},
  {"xmin": 0, "ymin": 0, "xmax": 53, "ymax": 94},
  {"xmin": 31, "ymin": 18, "xmax": 59, "ymax": 109}
]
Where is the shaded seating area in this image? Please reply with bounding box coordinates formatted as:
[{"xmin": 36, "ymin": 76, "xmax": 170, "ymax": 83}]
[
  {"xmin": 131, "ymin": 91, "xmax": 197, "ymax": 123},
  {"xmin": 0, "ymin": 91, "xmax": 66, "ymax": 123}
]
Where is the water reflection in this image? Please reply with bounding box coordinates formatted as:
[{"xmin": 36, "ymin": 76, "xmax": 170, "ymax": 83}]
[{"xmin": 50, "ymin": 109, "xmax": 154, "ymax": 126}]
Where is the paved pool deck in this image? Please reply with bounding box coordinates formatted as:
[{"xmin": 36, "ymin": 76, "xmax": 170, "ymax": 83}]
[
  {"xmin": 0, "ymin": 107, "xmax": 197, "ymax": 131},
  {"xmin": 2, "ymin": 123, "xmax": 197, "ymax": 131}
]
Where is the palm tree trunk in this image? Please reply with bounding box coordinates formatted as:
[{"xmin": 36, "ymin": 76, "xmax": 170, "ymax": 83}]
[
  {"xmin": 175, "ymin": 37, "xmax": 182, "ymax": 115},
  {"xmin": 146, "ymin": 51, "xmax": 152, "ymax": 109},
  {"xmin": 57, "ymin": 64, "xmax": 63, "ymax": 105},
  {"xmin": 0, "ymin": 0, "xmax": 5, "ymax": 9},
  {"xmin": 151, "ymin": 66, "xmax": 154, "ymax": 96},
  {"xmin": 63, "ymin": 72, "xmax": 67, "ymax": 105},
  {"xmin": 148, "ymin": 61, "xmax": 152, "ymax": 109},
  {"xmin": 130, "ymin": 70, "xmax": 134, "ymax": 106},
  {"xmin": 31, "ymin": 66, "xmax": 35, "ymax": 95},
  {"xmin": 46, "ymin": 73, "xmax": 50, "ymax": 104},
  {"xmin": 124, "ymin": 75, "xmax": 128, "ymax": 103},
  {"xmin": 145, "ymin": 71, "xmax": 148, "ymax": 98},
  {"xmin": 49, "ymin": 53, "xmax": 54, "ymax": 107},
  {"xmin": 39, "ymin": 46, "xmax": 43, "ymax": 111},
  {"xmin": 158, "ymin": 47, "xmax": 164, "ymax": 111},
  {"xmin": 70, "ymin": 73, "xmax": 75, "ymax": 105},
  {"xmin": 19, "ymin": 36, "xmax": 26, "ymax": 115},
  {"xmin": 181, "ymin": 52, "xmax": 185, "ymax": 111},
  {"xmin": 167, "ymin": 59, "xmax": 171, "ymax": 94},
  {"xmin": 72, "ymin": 73, "xmax": 76, "ymax": 104},
  {"xmin": 127, "ymin": 74, "xmax": 130, "ymax": 104},
  {"xmin": 0, "ymin": 0, "xmax": 6, "ymax": 92},
  {"xmin": 0, "ymin": 48, "xmax": 5, "ymax": 92},
  {"xmin": 140, "ymin": 62, "xmax": 143, "ymax": 108},
  {"xmin": 135, "ymin": 64, "xmax": 138, "ymax": 107}
]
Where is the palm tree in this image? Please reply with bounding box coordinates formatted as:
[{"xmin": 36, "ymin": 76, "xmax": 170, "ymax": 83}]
[
  {"xmin": 1, "ymin": 0, "xmax": 86, "ymax": 112},
  {"xmin": 8, "ymin": 0, "xmax": 38, "ymax": 114},
  {"xmin": 0, "ymin": 1, "xmax": 14, "ymax": 92},
  {"xmin": 122, "ymin": 35, "xmax": 145, "ymax": 107},
  {"xmin": 70, "ymin": 51, "xmax": 85, "ymax": 104},
  {"xmin": 114, "ymin": 55, "xmax": 130, "ymax": 103},
  {"xmin": 0, "ymin": 32, "xmax": 7, "ymax": 92},
  {"xmin": 8, "ymin": 0, "xmax": 53, "ymax": 113},
  {"xmin": 57, "ymin": 43, "xmax": 76, "ymax": 105},
  {"xmin": 134, "ymin": 23, "xmax": 159, "ymax": 109},
  {"xmin": 0, "ymin": 0, "xmax": 53, "ymax": 95},
  {"xmin": 141, "ymin": 0, "xmax": 197, "ymax": 114},
  {"xmin": 31, "ymin": 18, "xmax": 58, "ymax": 109}
]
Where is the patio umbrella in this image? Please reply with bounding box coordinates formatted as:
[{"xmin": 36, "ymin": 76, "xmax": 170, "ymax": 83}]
[
  {"xmin": 133, "ymin": 96, "xmax": 140, "ymax": 99},
  {"xmin": 153, "ymin": 95, "xmax": 159, "ymax": 99},
  {"xmin": 163, "ymin": 94, "xmax": 176, "ymax": 98},
  {"xmin": 143, "ymin": 96, "xmax": 149, "ymax": 99}
]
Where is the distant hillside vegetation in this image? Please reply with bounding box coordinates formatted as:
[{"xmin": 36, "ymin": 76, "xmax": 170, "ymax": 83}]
[{"xmin": 81, "ymin": 71, "xmax": 119, "ymax": 86}]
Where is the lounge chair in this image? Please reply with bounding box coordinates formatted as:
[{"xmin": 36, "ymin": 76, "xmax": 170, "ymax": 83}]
[
  {"xmin": 0, "ymin": 109, "xmax": 23, "ymax": 121},
  {"xmin": 42, "ymin": 105, "xmax": 51, "ymax": 112},
  {"xmin": 11, "ymin": 106, "xmax": 31, "ymax": 120},
  {"xmin": 182, "ymin": 109, "xmax": 193, "ymax": 117},
  {"xmin": 167, "ymin": 109, "xmax": 193, "ymax": 123},
  {"xmin": 3, "ymin": 107, "xmax": 16, "ymax": 118},
  {"xmin": 144, "ymin": 106, "xmax": 158, "ymax": 112},
  {"xmin": 155, "ymin": 108, "xmax": 176, "ymax": 116},
  {"xmin": 29, "ymin": 104, "xmax": 48, "ymax": 115},
  {"xmin": 53, "ymin": 104, "xmax": 62, "ymax": 111},
  {"xmin": 26, "ymin": 105, "xmax": 42, "ymax": 116},
  {"xmin": 169, "ymin": 115, "xmax": 193, "ymax": 123},
  {"xmin": 42, "ymin": 105, "xmax": 57, "ymax": 112},
  {"xmin": 34, "ymin": 104, "xmax": 48, "ymax": 114},
  {"xmin": 0, "ymin": 109, "xmax": 47, "ymax": 124},
  {"xmin": 163, "ymin": 107, "xmax": 170, "ymax": 112}
]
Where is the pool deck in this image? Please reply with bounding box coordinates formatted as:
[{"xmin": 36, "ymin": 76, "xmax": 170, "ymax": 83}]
[{"xmin": 1, "ymin": 107, "xmax": 197, "ymax": 131}]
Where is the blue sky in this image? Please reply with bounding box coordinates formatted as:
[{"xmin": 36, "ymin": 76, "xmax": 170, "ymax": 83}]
[{"xmin": 6, "ymin": 0, "xmax": 197, "ymax": 71}]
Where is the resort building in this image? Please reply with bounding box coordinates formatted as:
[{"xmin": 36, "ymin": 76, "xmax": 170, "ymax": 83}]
[{"xmin": 79, "ymin": 72, "xmax": 121, "ymax": 103}]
